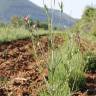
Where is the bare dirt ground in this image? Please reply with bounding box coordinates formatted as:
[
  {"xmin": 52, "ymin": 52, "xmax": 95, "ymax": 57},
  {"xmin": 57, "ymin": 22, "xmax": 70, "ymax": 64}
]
[{"xmin": 0, "ymin": 35, "xmax": 64, "ymax": 96}]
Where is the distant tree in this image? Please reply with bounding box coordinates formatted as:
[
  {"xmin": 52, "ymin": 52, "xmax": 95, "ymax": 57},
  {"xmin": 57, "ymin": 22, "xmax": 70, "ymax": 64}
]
[
  {"xmin": 40, "ymin": 22, "xmax": 48, "ymax": 30},
  {"xmin": 11, "ymin": 16, "xmax": 19, "ymax": 27},
  {"xmin": 18, "ymin": 17, "xmax": 24, "ymax": 27},
  {"xmin": 83, "ymin": 7, "xmax": 96, "ymax": 22},
  {"xmin": 36, "ymin": 19, "xmax": 40, "ymax": 27},
  {"xmin": 0, "ymin": 22, "xmax": 6, "ymax": 27}
]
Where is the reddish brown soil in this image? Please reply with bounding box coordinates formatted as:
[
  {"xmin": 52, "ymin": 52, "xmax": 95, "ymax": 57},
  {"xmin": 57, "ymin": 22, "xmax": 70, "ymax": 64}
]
[
  {"xmin": 0, "ymin": 39, "xmax": 47, "ymax": 96},
  {"xmin": 73, "ymin": 72, "xmax": 96, "ymax": 96},
  {"xmin": 0, "ymin": 35, "xmax": 64, "ymax": 96},
  {"xmin": 75, "ymin": 36, "xmax": 96, "ymax": 53}
]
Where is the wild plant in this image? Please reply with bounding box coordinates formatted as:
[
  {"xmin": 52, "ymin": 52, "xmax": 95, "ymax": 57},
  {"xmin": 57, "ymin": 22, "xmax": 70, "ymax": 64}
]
[{"xmin": 28, "ymin": 0, "xmax": 86, "ymax": 96}]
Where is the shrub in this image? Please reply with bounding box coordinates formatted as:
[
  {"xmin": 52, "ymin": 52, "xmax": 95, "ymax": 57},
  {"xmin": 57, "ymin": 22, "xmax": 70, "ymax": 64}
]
[{"xmin": 84, "ymin": 53, "xmax": 96, "ymax": 72}]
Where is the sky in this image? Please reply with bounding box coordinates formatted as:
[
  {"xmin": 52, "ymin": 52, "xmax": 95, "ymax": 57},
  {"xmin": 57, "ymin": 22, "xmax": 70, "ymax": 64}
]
[{"xmin": 29, "ymin": 0, "xmax": 96, "ymax": 19}]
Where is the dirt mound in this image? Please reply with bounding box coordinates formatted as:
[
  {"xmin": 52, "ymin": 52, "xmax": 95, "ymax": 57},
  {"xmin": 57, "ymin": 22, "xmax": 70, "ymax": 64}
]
[
  {"xmin": 0, "ymin": 39, "xmax": 45, "ymax": 96},
  {"xmin": 0, "ymin": 35, "xmax": 64, "ymax": 96},
  {"xmin": 75, "ymin": 36, "xmax": 96, "ymax": 53}
]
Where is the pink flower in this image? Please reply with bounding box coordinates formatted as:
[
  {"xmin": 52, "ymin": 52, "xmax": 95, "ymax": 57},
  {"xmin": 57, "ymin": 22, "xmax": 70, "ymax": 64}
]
[{"xmin": 24, "ymin": 16, "xmax": 29, "ymax": 22}]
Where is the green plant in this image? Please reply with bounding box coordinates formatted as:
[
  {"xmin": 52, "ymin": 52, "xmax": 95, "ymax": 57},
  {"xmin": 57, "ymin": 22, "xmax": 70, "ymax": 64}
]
[
  {"xmin": 0, "ymin": 76, "xmax": 9, "ymax": 87},
  {"xmin": 84, "ymin": 53, "xmax": 96, "ymax": 72},
  {"xmin": 39, "ymin": 0, "xmax": 87, "ymax": 96}
]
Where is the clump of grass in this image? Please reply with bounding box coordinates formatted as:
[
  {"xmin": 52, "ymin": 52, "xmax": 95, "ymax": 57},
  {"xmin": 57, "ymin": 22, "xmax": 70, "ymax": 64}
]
[
  {"xmin": 0, "ymin": 25, "xmax": 31, "ymax": 43},
  {"xmin": 0, "ymin": 76, "xmax": 9, "ymax": 87},
  {"xmin": 84, "ymin": 52, "xmax": 96, "ymax": 72},
  {"xmin": 0, "ymin": 24, "xmax": 63, "ymax": 43},
  {"xmin": 39, "ymin": 0, "xmax": 86, "ymax": 96}
]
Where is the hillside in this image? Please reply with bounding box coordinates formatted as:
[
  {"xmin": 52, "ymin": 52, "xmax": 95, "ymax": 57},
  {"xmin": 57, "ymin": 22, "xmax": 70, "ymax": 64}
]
[{"xmin": 0, "ymin": 0, "xmax": 77, "ymax": 27}]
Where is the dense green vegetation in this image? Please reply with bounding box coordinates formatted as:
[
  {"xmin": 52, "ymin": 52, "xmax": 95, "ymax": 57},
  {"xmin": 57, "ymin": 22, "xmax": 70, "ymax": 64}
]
[
  {"xmin": 0, "ymin": 26, "xmax": 30, "ymax": 43},
  {"xmin": 40, "ymin": 6, "xmax": 96, "ymax": 96}
]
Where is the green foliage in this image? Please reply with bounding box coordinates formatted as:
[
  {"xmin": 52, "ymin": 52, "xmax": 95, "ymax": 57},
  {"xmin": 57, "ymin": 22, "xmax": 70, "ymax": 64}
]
[
  {"xmin": 40, "ymin": 32, "xmax": 86, "ymax": 95},
  {"xmin": 69, "ymin": 7, "xmax": 96, "ymax": 92},
  {"xmin": 83, "ymin": 7, "xmax": 96, "ymax": 22},
  {"xmin": 11, "ymin": 16, "xmax": 19, "ymax": 27},
  {"xmin": 64, "ymin": 36, "xmax": 86, "ymax": 92},
  {"xmin": 69, "ymin": 71, "xmax": 86, "ymax": 91},
  {"xmin": 39, "ymin": 22, "xmax": 48, "ymax": 30},
  {"xmin": 11, "ymin": 16, "xmax": 25, "ymax": 27},
  {"xmin": 71, "ymin": 6, "xmax": 96, "ymax": 42},
  {"xmin": 39, "ymin": 1, "xmax": 89, "ymax": 96},
  {"xmin": 0, "ymin": 25, "xmax": 31, "ymax": 43},
  {"xmin": 0, "ymin": 76, "xmax": 9, "ymax": 87},
  {"xmin": 0, "ymin": 22, "xmax": 6, "ymax": 27},
  {"xmin": 84, "ymin": 53, "xmax": 96, "ymax": 72}
]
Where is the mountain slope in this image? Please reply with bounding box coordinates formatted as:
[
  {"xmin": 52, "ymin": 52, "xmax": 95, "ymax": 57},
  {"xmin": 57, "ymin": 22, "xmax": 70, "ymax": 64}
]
[{"xmin": 0, "ymin": 0, "xmax": 77, "ymax": 27}]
